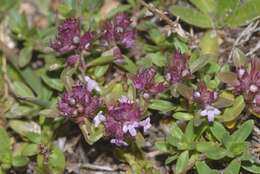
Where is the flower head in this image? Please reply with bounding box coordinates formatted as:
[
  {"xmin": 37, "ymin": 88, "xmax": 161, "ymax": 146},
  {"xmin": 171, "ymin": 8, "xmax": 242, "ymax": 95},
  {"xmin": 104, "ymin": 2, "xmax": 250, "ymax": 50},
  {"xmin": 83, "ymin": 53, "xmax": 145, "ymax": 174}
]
[
  {"xmin": 58, "ymin": 82, "xmax": 101, "ymax": 123},
  {"xmin": 200, "ymin": 105, "xmax": 221, "ymax": 122},
  {"xmin": 84, "ymin": 76, "xmax": 101, "ymax": 92},
  {"xmin": 232, "ymin": 59, "xmax": 260, "ymax": 96},
  {"xmin": 50, "ymin": 18, "xmax": 94, "ymax": 54},
  {"xmin": 66, "ymin": 54, "xmax": 80, "ymax": 66},
  {"xmin": 132, "ymin": 67, "xmax": 166, "ymax": 98},
  {"xmin": 104, "ymin": 96, "xmax": 151, "ymax": 145},
  {"xmin": 193, "ymin": 81, "xmax": 218, "ymax": 107},
  {"xmin": 102, "ymin": 13, "xmax": 135, "ymax": 49},
  {"xmin": 93, "ymin": 111, "xmax": 106, "ymax": 127},
  {"xmin": 165, "ymin": 51, "xmax": 191, "ymax": 84},
  {"xmin": 230, "ymin": 59, "xmax": 260, "ymax": 113}
]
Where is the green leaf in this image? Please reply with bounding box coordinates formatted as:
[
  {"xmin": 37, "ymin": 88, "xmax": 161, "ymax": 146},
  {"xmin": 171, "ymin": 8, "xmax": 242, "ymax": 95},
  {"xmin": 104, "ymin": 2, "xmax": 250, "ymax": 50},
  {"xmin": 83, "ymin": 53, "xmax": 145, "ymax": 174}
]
[
  {"xmin": 25, "ymin": 132, "xmax": 41, "ymax": 144},
  {"xmin": 94, "ymin": 65, "xmax": 109, "ymax": 78},
  {"xmin": 189, "ymin": 0, "xmax": 216, "ymax": 15},
  {"xmin": 215, "ymin": 0, "xmax": 239, "ymax": 26},
  {"xmin": 199, "ymin": 31, "xmax": 219, "ymax": 56},
  {"xmin": 18, "ymin": 46, "xmax": 32, "ymax": 68},
  {"xmin": 189, "ymin": 54, "xmax": 212, "ymax": 73},
  {"xmin": 87, "ymin": 56, "xmax": 114, "ymax": 67},
  {"xmin": 196, "ymin": 161, "xmax": 218, "ymax": 174},
  {"xmin": 210, "ymin": 122, "xmax": 229, "ymax": 142},
  {"xmin": 176, "ymin": 83, "xmax": 193, "ymax": 100},
  {"xmin": 155, "ymin": 141, "xmax": 168, "ymax": 152},
  {"xmin": 149, "ymin": 28, "xmax": 166, "ymax": 45},
  {"xmin": 165, "ymin": 155, "xmax": 178, "ymax": 165},
  {"xmin": 218, "ymin": 96, "xmax": 245, "ymax": 122},
  {"xmin": 41, "ymin": 74, "xmax": 64, "ymax": 92},
  {"xmin": 148, "ymin": 52, "xmax": 166, "ymax": 67},
  {"xmin": 224, "ymin": 159, "xmax": 241, "ymax": 174},
  {"xmin": 230, "ymin": 120, "xmax": 254, "ymax": 143},
  {"xmin": 80, "ymin": 119, "xmax": 104, "ymax": 145},
  {"xmin": 196, "ymin": 142, "xmax": 227, "ymax": 160},
  {"xmin": 22, "ymin": 143, "xmax": 39, "ymax": 157},
  {"xmin": 119, "ymin": 57, "xmax": 137, "ymax": 73},
  {"xmin": 242, "ymin": 164, "xmax": 260, "ymax": 174},
  {"xmin": 170, "ymin": 123, "xmax": 184, "ymax": 140},
  {"xmin": 227, "ymin": 0, "xmax": 260, "ymax": 27},
  {"xmin": 9, "ymin": 120, "xmax": 41, "ymax": 137},
  {"xmin": 175, "ymin": 151, "xmax": 189, "ymax": 174},
  {"xmin": 48, "ymin": 146, "xmax": 65, "ymax": 174},
  {"xmin": 184, "ymin": 120, "xmax": 196, "ymax": 141},
  {"xmin": 171, "ymin": 6, "xmax": 212, "ymax": 28},
  {"xmin": 148, "ymin": 99, "xmax": 176, "ymax": 112},
  {"xmin": 173, "ymin": 38, "xmax": 188, "ymax": 53},
  {"xmin": 173, "ymin": 112, "xmax": 194, "ymax": 121},
  {"xmin": 20, "ymin": 67, "xmax": 42, "ymax": 96},
  {"xmin": 60, "ymin": 67, "xmax": 76, "ymax": 90},
  {"xmin": 217, "ymin": 72, "xmax": 239, "ymax": 86},
  {"xmin": 228, "ymin": 142, "xmax": 247, "ymax": 156},
  {"xmin": 11, "ymin": 81, "xmax": 35, "ymax": 98},
  {"xmin": 213, "ymin": 92, "xmax": 235, "ymax": 108},
  {"xmin": 12, "ymin": 156, "xmax": 29, "ymax": 167},
  {"xmin": 0, "ymin": 128, "xmax": 12, "ymax": 166},
  {"xmin": 232, "ymin": 48, "xmax": 247, "ymax": 68}
]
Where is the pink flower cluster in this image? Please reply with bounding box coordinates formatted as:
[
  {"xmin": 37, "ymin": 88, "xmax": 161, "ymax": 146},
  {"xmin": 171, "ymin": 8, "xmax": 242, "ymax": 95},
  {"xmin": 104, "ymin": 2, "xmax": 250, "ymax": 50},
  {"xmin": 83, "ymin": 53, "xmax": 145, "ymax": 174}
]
[
  {"xmin": 166, "ymin": 51, "xmax": 192, "ymax": 84},
  {"xmin": 132, "ymin": 67, "xmax": 166, "ymax": 99},
  {"xmin": 58, "ymin": 81, "xmax": 151, "ymax": 146},
  {"xmin": 50, "ymin": 18, "xmax": 94, "ymax": 65},
  {"xmin": 51, "ymin": 13, "xmax": 136, "ymax": 66},
  {"xmin": 102, "ymin": 13, "xmax": 135, "ymax": 49},
  {"xmin": 193, "ymin": 81, "xmax": 220, "ymax": 122},
  {"xmin": 231, "ymin": 59, "xmax": 260, "ymax": 113},
  {"xmin": 105, "ymin": 96, "xmax": 151, "ymax": 146},
  {"xmin": 58, "ymin": 82, "xmax": 101, "ymax": 123}
]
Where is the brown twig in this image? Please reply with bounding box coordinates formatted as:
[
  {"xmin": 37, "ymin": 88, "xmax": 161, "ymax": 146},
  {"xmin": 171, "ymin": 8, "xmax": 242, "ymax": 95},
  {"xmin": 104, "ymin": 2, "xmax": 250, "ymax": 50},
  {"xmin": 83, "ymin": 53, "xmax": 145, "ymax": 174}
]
[
  {"xmin": 138, "ymin": 0, "xmax": 190, "ymax": 39},
  {"xmin": 80, "ymin": 163, "xmax": 125, "ymax": 172},
  {"xmin": 228, "ymin": 21, "xmax": 259, "ymax": 62}
]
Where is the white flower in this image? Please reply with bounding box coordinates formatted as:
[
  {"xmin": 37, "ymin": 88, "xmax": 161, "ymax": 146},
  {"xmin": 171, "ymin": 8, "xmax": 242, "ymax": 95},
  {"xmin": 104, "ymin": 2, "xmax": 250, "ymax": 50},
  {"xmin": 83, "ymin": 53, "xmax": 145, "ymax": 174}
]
[
  {"xmin": 200, "ymin": 105, "xmax": 221, "ymax": 122},
  {"xmin": 84, "ymin": 76, "xmax": 101, "ymax": 92},
  {"xmin": 93, "ymin": 111, "xmax": 106, "ymax": 127},
  {"xmin": 122, "ymin": 121, "xmax": 139, "ymax": 137},
  {"xmin": 110, "ymin": 139, "xmax": 128, "ymax": 146},
  {"xmin": 118, "ymin": 96, "xmax": 133, "ymax": 104},
  {"xmin": 139, "ymin": 117, "xmax": 152, "ymax": 133}
]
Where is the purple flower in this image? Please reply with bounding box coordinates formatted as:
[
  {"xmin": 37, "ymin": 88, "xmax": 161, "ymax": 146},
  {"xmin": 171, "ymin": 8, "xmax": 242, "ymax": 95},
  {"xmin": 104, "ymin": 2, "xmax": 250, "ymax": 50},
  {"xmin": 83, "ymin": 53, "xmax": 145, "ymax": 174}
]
[
  {"xmin": 121, "ymin": 31, "xmax": 135, "ymax": 48},
  {"xmin": 193, "ymin": 81, "xmax": 218, "ymax": 107},
  {"xmin": 102, "ymin": 13, "xmax": 135, "ymax": 49},
  {"xmin": 232, "ymin": 59, "xmax": 260, "ymax": 97},
  {"xmin": 165, "ymin": 51, "xmax": 191, "ymax": 84},
  {"xmin": 122, "ymin": 121, "xmax": 139, "ymax": 136},
  {"xmin": 66, "ymin": 54, "xmax": 80, "ymax": 66},
  {"xmin": 229, "ymin": 59, "xmax": 260, "ymax": 113},
  {"xmin": 200, "ymin": 105, "xmax": 221, "ymax": 122},
  {"xmin": 132, "ymin": 67, "xmax": 166, "ymax": 98},
  {"xmin": 50, "ymin": 18, "xmax": 80, "ymax": 54},
  {"xmin": 110, "ymin": 139, "xmax": 128, "ymax": 146},
  {"xmin": 58, "ymin": 82, "xmax": 101, "ymax": 123},
  {"xmin": 84, "ymin": 76, "xmax": 101, "ymax": 92},
  {"xmin": 79, "ymin": 32, "xmax": 95, "ymax": 50},
  {"xmin": 93, "ymin": 111, "xmax": 106, "ymax": 127},
  {"xmin": 105, "ymin": 96, "xmax": 146, "ymax": 145},
  {"xmin": 50, "ymin": 18, "xmax": 94, "ymax": 54},
  {"xmin": 139, "ymin": 117, "xmax": 151, "ymax": 133}
]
